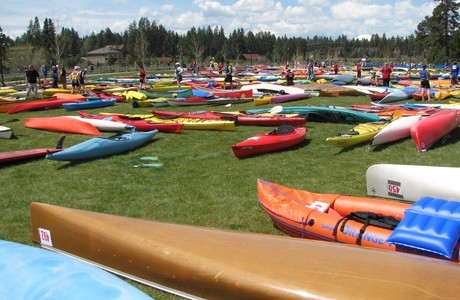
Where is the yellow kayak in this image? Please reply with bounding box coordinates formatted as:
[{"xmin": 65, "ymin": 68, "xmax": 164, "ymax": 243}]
[
  {"xmin": 101, "ymin": 112, "xmax": 237, "ymax": 131},
  {"xmin": 326, "ymin": 122, "xmax": 388, "ymax": 148}
]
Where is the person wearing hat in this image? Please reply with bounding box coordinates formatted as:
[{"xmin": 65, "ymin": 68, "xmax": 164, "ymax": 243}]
[
  {"xmin": 69, "ymin": 66, "xmax": 81, "ymax": 94},
  {"xmin": 175, "ymin": 62, "xmax": 183, "ymax": 89},
  {"xmin": 285, "ymin": 67, "xmax": 294, "ymax": 86}
]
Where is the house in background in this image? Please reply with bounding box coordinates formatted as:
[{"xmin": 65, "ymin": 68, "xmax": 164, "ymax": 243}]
[
  {"xmin": 82, "ymin": 45, "xmax": 124, "ymax": 65},
  {"xmin": 242, "ymin": 53, "xmax": 261, "ymax": 65}
]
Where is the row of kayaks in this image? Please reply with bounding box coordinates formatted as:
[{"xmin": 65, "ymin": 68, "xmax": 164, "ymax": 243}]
[
  {"xmin": 325, "ymin": 109, "xmax": 460, "ymax": 152},
  {"xmin": 26, "ymin": 187, "xmax": 460, "ymax": 299}
]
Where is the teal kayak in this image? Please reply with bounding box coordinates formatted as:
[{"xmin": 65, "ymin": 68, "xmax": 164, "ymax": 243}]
[
  {"xmin": 246, "ymin": 106, "xmax": 380, "ymax": 123},
  {"xmin": 46, "ymin": 130, "xmax": 158, "ymax": 161}
]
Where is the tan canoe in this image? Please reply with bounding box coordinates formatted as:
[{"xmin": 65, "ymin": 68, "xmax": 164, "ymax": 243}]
[{"xmin": 30, "ymin": 202, "xmax": 460, "ymax": 300}]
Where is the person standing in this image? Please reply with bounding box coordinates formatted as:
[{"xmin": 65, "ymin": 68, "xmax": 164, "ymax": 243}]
[
  {"xmin": 419, "ymin": 64, "xmax": 431, "ymax": 101},
  {"xmin": 79, "ymin": 68, "xmax": 87, "ymax": 93},
  {"xmin": 285, "ymin": 67, "xmax": 294, "ymax": 86},
  {"xmin": 356, "ymin": 60, "xmax": 362, "ymax": 78},
  {"xmin": 69, "ymin": 66, "xmax": 81, "ymax": 94},
  {"xmin": 381, "ymin": 62, "xmax": 392, "ymax": 87},
  {"xmin": 41, "ymin": 65, "xmax": 48, "ymax": 80},
  {"xmin": 175, "ymin": 62, "xmax": 183, "ymax": 89},
  {"xmin": 139, "ymin": 66, "xmax": 146, "ymax": 90},
  {"xmin": 51, "ymin": 65, "xmax": 58, "ymax": 88},
  {"xmin": 25, "ymin": 65, "xmax": 41, "ymax": 98},
  {"xmin": 333, "ymin": 62, "xmax": 339, "ymax": 75},
  {"xmin": 307, "ymin": 62, "xmax": 315, "ymax": 81},
  {"xmin": 59, "ymin": 66, "xmax": 67, "ymax": 89},
  {"xmin": 451, "ymin": 62, "xmax": 458, "ymax": 87},
  {"xmin": 224, "ymin": 61, "xmax": 233, "ymax": 90}
]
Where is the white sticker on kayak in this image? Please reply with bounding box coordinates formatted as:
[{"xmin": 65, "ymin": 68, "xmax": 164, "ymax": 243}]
[
  {"xmin": 307, "ymin": 201, "xmax": 329, "ymax": 212},
  {"xmin": 386, "ymin": 180, "xmax": 403, "ymax": 199},
  {"xmin": 38, "ymin": 228, "xmax": 53, "ymax": 247}
]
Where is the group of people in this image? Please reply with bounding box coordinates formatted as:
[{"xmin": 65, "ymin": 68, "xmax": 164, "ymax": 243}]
[{"xmin": 25, "ymin": 64, "xmax": 87, "ymax": 97}]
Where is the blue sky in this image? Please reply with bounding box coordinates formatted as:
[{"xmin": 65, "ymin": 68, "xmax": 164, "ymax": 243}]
[{"xmin": 1, "ymin": 0, "xmax": 436, "ymax": 40}]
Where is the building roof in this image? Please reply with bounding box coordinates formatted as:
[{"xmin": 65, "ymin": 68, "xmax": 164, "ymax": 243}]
[
  {"xmin": 242, "ymin": 53, "xmax": 261, "ymax": 60},
  {"xmin": 86, "ymin": 45, "xmax": 123, "ymax": 56}
]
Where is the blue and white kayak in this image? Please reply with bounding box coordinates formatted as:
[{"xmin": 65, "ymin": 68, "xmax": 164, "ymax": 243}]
[
  {"xmin": 62, "ymin": 99, "xmax": 116, "ymax": 111},
  {"xmin": 46, "ymin": 130, "xmax": 159, "ymax": 161},
  {"xmin": 0, "ymin": 240, "xmax": 152, "ymax": 300}
]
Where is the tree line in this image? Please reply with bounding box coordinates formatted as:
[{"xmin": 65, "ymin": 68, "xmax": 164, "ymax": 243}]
[{"xmin": 0, "ymin": 0, "xmax": 459, "ymax": 84}]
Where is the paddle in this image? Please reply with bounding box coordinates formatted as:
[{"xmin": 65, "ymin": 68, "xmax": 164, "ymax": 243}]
[{"xmin": 269, "ymin": 105, "xmax": 283, "ymax": 114}]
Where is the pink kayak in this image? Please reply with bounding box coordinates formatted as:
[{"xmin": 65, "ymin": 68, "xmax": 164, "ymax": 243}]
[{"xmin": 410, "ymin": 110, "xmax": 460, "ymax": 152}]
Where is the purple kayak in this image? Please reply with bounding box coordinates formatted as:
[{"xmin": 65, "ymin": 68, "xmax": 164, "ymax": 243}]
[{"xmin": 269, "ymin": 92, "xmax": 311, "ymax": 104}]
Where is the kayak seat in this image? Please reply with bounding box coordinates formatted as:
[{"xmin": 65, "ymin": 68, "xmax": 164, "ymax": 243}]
[
  {"xmin": 387, "ymin": 197, "xmax": 460, "ymax": 259},
  {"xmin": 274, "ymin": 125, "xmax": 295, "ymax": 135}
]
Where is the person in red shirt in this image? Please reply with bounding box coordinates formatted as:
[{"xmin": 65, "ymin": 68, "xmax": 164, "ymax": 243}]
[
  {"xmin": 333, "ymin": 62, "xmax": 339, "ymax": 75},
  {"xmin": 381, "ymin": 62, "xmax": 392, "ymax": 87},
  {"xmin": 139, "ymin": 67, "xmax": 146, "ymax": 90}
]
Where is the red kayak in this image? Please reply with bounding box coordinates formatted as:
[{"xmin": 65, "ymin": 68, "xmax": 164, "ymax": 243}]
[
  {"xmin": 7, "ymin": 93, "xmax": 86, "ymax": 114},
  {"xmin": 25, "ymin": 117, "xmax": 102, "ymax": 136},
  {"xmin": 410, "ymin": 110, "xmax": 460, "ymax": 152},
  {"xmin": 231, "ymin": 125, "xmax": 306, "ymax": 158},
  {"xmin": 0, "ymin": 137, "xmax": 64, "ymax": 164},
  {"xmin": 368, "ymin": 91, "xmax": 390, "ymax": 102},
  {"xmin": 150, "ymin": 110, "xmax": 307, "ymax": 126},
  {"xmin": 77, "ymin": 111, "xmax": 183, "ymax": 134}
]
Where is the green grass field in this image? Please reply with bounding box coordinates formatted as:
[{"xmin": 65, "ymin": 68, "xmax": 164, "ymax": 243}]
[{"xmin": 1, "ymin": 92, "xmax": 459, "ymax": 298}]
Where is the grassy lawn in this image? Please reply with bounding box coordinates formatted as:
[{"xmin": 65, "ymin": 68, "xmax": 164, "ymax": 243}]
[{"xmin": 1, "ymin": 93, "xmax": 459, "ymax": 298}]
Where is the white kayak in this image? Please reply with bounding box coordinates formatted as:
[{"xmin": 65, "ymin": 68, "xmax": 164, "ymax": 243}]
[
  {"xmin": 0, "ymin": 125, "xmax": 13, "ymax": 139},
  {"xmin": 65, "ymin": 116, "xmax": 134, "ymax": 132},
  {"xmin": 366, "ymin": 164, "xmax": 460, "ymax": 202},
  {"xmin": 370, "ymin": 115, "xmax": 423, "ymax": 146},
  {"xmin": 240, "ymin": 83, "xmax": 306, "ymax": 94}
]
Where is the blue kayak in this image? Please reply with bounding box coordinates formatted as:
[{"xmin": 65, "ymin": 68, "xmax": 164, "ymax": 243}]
[
  {"xmin": 62, "ymin": 98, "xmax": 117, "ymax": 111},
  {"xmin": 46, "ymin": 129, "xmax": 159, "ymax": 161},
  {"xmin": 0, "ymin": 240, "xmax": 152, "ymax": 300}
]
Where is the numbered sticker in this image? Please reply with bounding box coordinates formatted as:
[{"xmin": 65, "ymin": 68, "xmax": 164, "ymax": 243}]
[
  {"xmin": 386, "ymin": 180, "xmax": 403, "ymax": 199},
  {"xmin": 38, "ymin": 228, "xmax": 53, "ymax": 247}
]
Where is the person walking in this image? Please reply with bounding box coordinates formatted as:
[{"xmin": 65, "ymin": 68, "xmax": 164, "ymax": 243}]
[
  {"xmin": 175, "ymin": 62, "xmax": 183, "ymax": 89},
  {"xmin": 59, "ymin": 66, "xmax": 67, "ymax": 89},
  {"xmin": 451, "ymin": 62, "xmax": 458, "ymax": 87},
  {"xmin": 25, "ymin": 65, "xmax": 41, "ymax": 98},
  {"xmin": 419, "ymin": 64, "xmax": 431, "ymax": 101},
  {"xmin": 51, "ymin": 65, "xmax": 58, "ymax": 88}
]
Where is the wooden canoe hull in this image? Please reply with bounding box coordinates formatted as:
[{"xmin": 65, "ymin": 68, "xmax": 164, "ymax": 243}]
[{"xmin": 30, "ymin": 202, "xmax": 460, "ymax": 299}]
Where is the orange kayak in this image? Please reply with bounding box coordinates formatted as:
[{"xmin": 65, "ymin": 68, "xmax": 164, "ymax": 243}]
[
  {"xmin": 257, "ymin": 179, "xmax": 460, "ymax": 262},
  {"xmin": 25, "ymin": 117, "xmax": 102, "ymax": 136}
]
